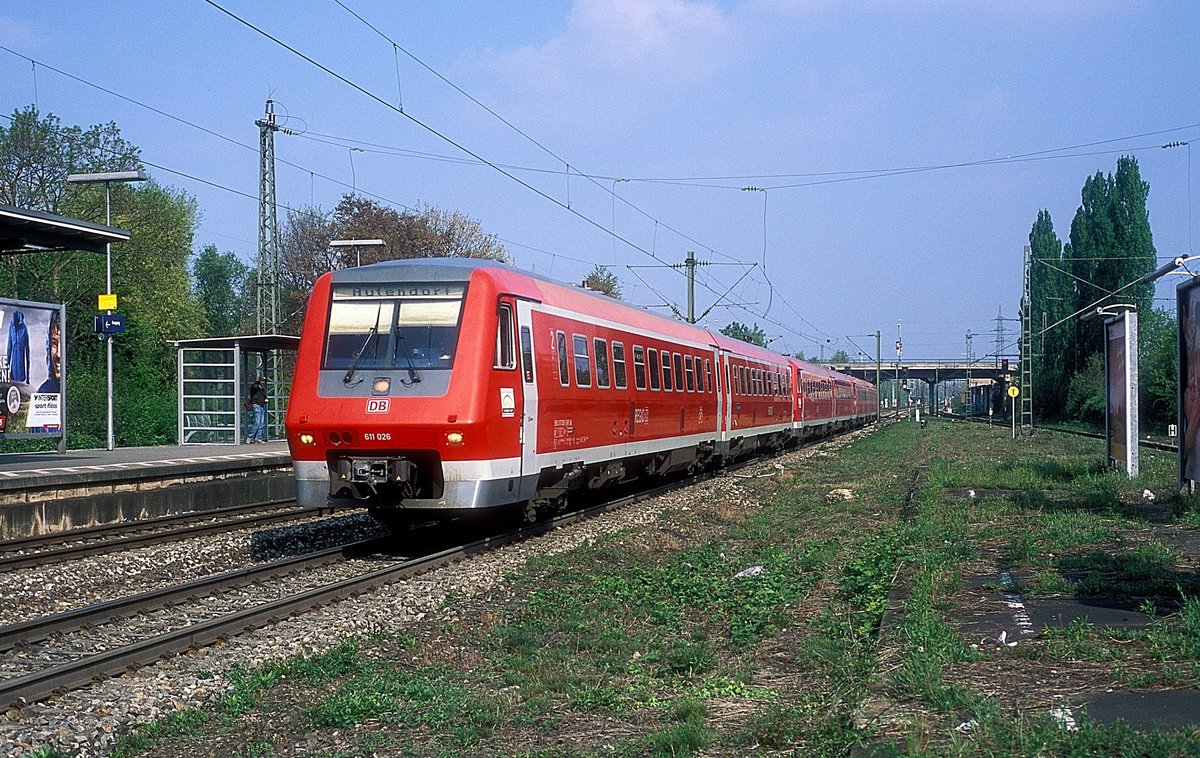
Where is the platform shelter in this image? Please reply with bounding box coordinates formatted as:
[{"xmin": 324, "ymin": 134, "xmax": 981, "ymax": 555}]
[{"xmin": 172, "ymin": 335, "xmax": 299, "ymax": 445}]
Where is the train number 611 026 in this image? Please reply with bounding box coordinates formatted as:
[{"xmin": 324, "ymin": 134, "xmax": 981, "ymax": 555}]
[{"xmin": 362, "ymin": 432, "xmax": 392, "ymax": 442}]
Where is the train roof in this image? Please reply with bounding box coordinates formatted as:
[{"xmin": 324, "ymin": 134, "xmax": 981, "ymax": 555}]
[{"xmin": 330, "ymin": 258, "xmax": 871, "ymax": 384}]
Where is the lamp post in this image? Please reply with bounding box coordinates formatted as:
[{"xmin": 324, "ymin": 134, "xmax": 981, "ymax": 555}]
[
  {"xmin": 66, "ymin": 170, "xmax": 148, "ymax": 451},
  {"xmin": 329, "ymin": 238, "xmax": 386, "ymax": 268}
]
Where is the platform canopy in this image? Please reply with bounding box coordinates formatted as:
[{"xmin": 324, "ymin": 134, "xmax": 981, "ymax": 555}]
[
  {"xmin": 170, "ymin": 334, "xmax": 301, "ymax": 352},
  {"xmin": 0, "ymin": 203, "xmax": 131, "ymax": 255}
]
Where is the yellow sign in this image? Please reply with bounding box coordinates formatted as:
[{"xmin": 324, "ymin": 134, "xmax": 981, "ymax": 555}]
[
  {"xmin": 98, "ymin": 294, "xmax": 117, "ymax": 311},
  {"xmin": 1007, "ymin": 386, "xmax": 1020, "ymax": 398}
]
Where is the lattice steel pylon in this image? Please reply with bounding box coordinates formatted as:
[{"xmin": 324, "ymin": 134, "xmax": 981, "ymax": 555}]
[
  {"xmin": 1020, "ymin": 245, "xmax": 1034, "ymax": 430},
  {"xmin": 256, "ymin": 99, "xmax": 281, "ymax": 336}
]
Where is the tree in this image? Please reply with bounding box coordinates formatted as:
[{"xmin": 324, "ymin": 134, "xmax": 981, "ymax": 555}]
[
  {"xmin": 1066, "ymin": 157, "xmax": 1155, "ymax": 372},
  {"xmin": 191, "ymin": 244, "xmax": 251, "ymax": 337},
  {"xmin": 1060, "ymin": 157, "xmax": 1156, "ymax": 424},
  {"xmin": 277, "ymin": 194, "xmax": 509, "ymax": 333},
  {"xmin": 1139, "ymin": 307, "xmax": 1178, "ymax": 432},
  {"xmin": 0, "ymin": 108, "xmax": 203, "ymax": 445},
  {"xmin": 1027, "ymin": 210, "xmax": 1073, "ymax": 419},
  {"xmin": 0, "ymin": 105, "xmax": 139, "ymax": 212},
  {"xmin": 331, "ymin": 195, "xmax": 507, "ymax": 264},
  {"xmin": 278, "ymin": 207, "xmax": 340, "ymax": 335},
  {"xmin": 582, "ymin": 264, "xmax": 621, "ymax": 299},
  {"xmin": 721, "ymin": 321, "xmax": 766, "ymax": 346},
  {"xmin": 829, "ymin": 349, "xmax": 850, "ymax": 363}
]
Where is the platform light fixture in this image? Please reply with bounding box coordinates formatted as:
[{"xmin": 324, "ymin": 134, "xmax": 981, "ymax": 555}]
[
  {"xmin": 330, "ymin": 238, "xmax": 386, "ymax": 267},
  {"xmin": 66, "ymin": 169, "xmax": 149, "ymax": 451}
]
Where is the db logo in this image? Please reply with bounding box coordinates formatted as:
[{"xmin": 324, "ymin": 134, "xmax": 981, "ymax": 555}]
[{"xmin": 366, "ymin": 398, "xmax": 390, "ymax": 414}]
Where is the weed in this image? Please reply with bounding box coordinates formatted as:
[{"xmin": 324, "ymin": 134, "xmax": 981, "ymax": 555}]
[{"xmin": 647, "ymin": 717, "xmax": 711, "ymax": 756}]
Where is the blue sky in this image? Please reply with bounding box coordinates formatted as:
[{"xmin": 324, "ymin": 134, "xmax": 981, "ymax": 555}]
[{"xmin": 1, "ymin": 1, "xmax": 1197, "ymax": 361}]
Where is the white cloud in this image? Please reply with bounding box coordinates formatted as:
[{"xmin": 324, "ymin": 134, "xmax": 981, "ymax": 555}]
[
  {"xmin": 481, "ymin": 0, "xmax": 738, "ymax": 125},
  {"xmin": 0, "ymin": 16, "xmax": 40, "ymax": 47}
]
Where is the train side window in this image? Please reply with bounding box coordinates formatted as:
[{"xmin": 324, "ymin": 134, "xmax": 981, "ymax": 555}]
[
  {"xmin": 494, "ymin": 304, "xmax": 516, "ymax": 369},
  {"xmin": 519, "ymin": 326, "xmax": 534, "ymax": 383},
  {"xmin": 705, "ymin": 359, "xmax": 712, "ymax": 392},
  {"xmin": 556, "ymin": 331, "xmax": 569, "ymax": 386},
  {"xmin": 673, "ymin": 353, "xmax": 685, "ymax": 392},
  {"xmin": 594, "ymin": 338, "xmax": 610, "ymax": 389},
  {"xmin": 633, "ymin": 345, "xmax": 647, "ymax": 390},
  {"xmin": 612, "ymin": 342, "xmax": 628, "ymax": 389},
  {"xmin": 573, "ymin": 334, "xmax": 592, "ymax": 387},
  {"xmin": 649, "ymin": 349, "xmax": 661, "ymax": 391},
  {"xmin": 662, "ymin": 351, "xmax": 674, "ymax": 391},
  {"xmin": 684, "ymin": 355, "xmax": 694, "ymax": 392}
]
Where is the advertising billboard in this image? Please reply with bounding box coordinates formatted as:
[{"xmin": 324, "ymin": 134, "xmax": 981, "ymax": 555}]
[
  {"xmin": 1104, "ymin": 310, "xmax": 1137, "ymax": 477},
  {"xmin": 0, "ymin": 298, "xmax": 65, "ymax": 439},
  {"xmin": 1180, "ymin": 280, "xmax": 1200, "ymax": 490}
]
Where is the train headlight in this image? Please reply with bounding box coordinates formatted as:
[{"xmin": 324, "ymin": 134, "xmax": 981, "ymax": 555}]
[
  {"xmin": 298, "ymin": 432, "xmax": 315, "ymax": 446},
  {"xmin": 445, "ymin": 431, "xmax": 464, "ymax": 445},
  {"xmin": 372, "ymin": 377, "xmax": 391, "ymax": 394}
]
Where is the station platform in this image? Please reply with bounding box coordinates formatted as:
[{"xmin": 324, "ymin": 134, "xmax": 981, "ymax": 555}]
[{"xmin": 0, "ymin": 441, "xmax": 296, "ymax": 539}]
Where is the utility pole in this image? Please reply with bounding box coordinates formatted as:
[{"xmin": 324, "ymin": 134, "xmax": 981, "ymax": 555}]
[
  {"xmin": 965, "ymin": 330, "xmax": 975, "ymax": 414},
  {"xmin": 256, "ymin": 99, "xmax": 281, "ymax": 337},
  {"xmin": 1020, "ymin": 245, "xmax": 1034, "ymax": 430},
  {"xmin": 875, "ymin": 330, "xmax": 881, "ymax": 418},
  {"xmin": 685, "ymin": 251, "xmax": 696, "ymax": 323},
  {"xmin": 895, "ymin": 320, "xmax": 902, "ymax": 415}
]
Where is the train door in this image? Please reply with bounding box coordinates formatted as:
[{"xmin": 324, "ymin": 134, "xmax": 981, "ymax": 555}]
[
  {"xmin": 795, "ymin": 368, "xmax": 805, "ymax": 428},
  {"xmin": 720, "ymin": 351, "xmax": 732, "ymax": 438},
  {"xmin": 515, "ymin": 300, "xmax": 539, "ymax": 479},
  {"xmin": 712, "ymin": 347, "xmax": 723, "ymax": 436}
]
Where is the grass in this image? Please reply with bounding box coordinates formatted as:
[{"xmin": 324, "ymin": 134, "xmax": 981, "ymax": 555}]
[{"xmin": 101, "ymin": 418, "xmax": 1200, "ymax": 756}]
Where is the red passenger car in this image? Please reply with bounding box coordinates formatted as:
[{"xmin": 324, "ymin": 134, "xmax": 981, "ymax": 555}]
[{"xmin": 286, "ymin": 259, "xmax": 876, "ymax": 518}]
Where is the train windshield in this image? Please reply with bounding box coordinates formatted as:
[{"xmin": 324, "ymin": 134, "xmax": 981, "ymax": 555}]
[{"xmin": 324, "ymin": 283, "xmax": 466, "ymax": 371}]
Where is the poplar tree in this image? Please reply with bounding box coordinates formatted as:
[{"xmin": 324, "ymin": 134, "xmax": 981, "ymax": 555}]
[
  {"xmin": 1028, "ymin": 210, "xmax": 1072, "ymax": 418},
  {"xmin": 1066, "ymin": 157, "xmax": 1155, "ymax": 370},
  {"xmin": 1062, "ymin": 156, "xmax": 1156, "ymax": 421}
]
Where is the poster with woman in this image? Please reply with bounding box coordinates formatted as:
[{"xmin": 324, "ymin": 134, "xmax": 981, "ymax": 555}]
[
  {"xmin": 0, "ymin": 298, "xmax": 65, "ymax": 437},
  {"xmin": 1178, "ymin": 280, "xmax": 1200, "ymax": 487}
]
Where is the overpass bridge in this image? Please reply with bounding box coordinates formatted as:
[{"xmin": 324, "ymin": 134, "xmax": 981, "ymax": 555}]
[
  {"xmin": 820, "ymin": 359, "xmax": 1017, "ymax": 385},
  {"xmin": 820, "ymin": 359, "xmax": 1020, "ymax": 412}
]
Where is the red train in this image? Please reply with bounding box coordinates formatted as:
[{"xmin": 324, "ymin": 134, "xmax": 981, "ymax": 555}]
[{"xmin": 285, "ymin": 258, "xmax": 876, "ymax": 520}]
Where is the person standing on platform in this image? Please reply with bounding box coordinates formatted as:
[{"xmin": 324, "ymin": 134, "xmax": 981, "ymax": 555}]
[{"xmin": 246, "ymin": 376, "xmax": 269, "ymax": 444}]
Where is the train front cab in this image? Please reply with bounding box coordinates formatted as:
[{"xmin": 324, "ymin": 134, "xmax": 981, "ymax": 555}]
[{"xmin": 288, "ymin": 261, "xmax": 539, "ymax": 515}]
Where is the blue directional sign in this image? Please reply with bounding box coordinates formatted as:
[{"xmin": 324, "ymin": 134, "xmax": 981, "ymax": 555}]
[{"xmin": 93, "ymin": 314, "xmax": 126, "ymax": 334}]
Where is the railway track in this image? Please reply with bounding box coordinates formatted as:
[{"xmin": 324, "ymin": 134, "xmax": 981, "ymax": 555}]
[
  {"xmin": 0, "ymin": 500, "xmax": 313, "ymax": 572},
  {"xmin": 0, "ymin": 455, "xmax": 776, "ymax": 711},
  {"xmin": 941, "ymin": 413, "xmax": 1178, "ymax": 453}
]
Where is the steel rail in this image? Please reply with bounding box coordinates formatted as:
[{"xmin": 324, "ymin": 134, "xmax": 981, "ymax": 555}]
[
  {"xmin": 0, "ymin": 422, "xmax": 842, "ymax": 711},
  {"xmin": 0, "ymin": 501, "xmax": 313, "ymax": 572},
  {"xmin": 942, "ymin": 412, "xmax": 1178, "ymax": 453},
  {"xmin": 0, "ymin": 453, "xmax": 779, "ymax": 710},
  {"xmin": 0, "ymin": 536, "xmax": 389, "ymax": 652}
]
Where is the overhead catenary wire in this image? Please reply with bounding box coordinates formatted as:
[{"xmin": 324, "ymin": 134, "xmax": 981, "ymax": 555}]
[
  {"xmin": 5, "ymin": 21, "xmax": 1190, "ymax": 354},
  {"xmin": 201, "ymin": 0, "xmax": 810, "ymax": 331}
]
